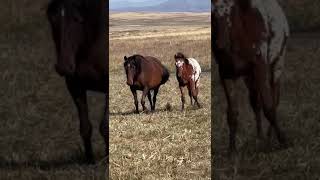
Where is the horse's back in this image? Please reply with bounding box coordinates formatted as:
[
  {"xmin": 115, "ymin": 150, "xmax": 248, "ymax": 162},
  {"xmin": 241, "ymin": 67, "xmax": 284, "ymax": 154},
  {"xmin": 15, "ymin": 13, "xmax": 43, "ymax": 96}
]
[
  {"xmin": 141, "ymin": 56, "xmax": 169, "ymax": 86},
  {"xmin": 187, "ymin": 58, "xmax": 201, "ymax": 82}
]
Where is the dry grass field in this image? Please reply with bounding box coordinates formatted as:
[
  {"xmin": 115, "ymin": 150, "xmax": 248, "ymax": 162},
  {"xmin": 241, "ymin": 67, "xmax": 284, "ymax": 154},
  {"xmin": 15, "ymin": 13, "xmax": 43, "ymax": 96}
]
[
  {"xmin": 213, "ymin": 33, "xmax": 320, "ymax": 179},
  {"xmin": 109, "ymin": 12, "xmax": 211, "ymax": 179}
]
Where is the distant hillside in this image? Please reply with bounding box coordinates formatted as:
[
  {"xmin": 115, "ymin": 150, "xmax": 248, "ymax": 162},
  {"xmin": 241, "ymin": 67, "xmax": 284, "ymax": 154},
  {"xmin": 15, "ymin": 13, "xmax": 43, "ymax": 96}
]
[{"xmin": 111, "ymin": 0, "xmax": 210, "ymax": 12}]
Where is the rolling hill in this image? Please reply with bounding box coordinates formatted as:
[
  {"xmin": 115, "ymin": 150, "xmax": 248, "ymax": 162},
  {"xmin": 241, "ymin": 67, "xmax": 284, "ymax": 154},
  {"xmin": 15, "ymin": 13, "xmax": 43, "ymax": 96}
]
[{"xmin": 110, "ymin": 0, "xmax": 210, "ymax": 12}]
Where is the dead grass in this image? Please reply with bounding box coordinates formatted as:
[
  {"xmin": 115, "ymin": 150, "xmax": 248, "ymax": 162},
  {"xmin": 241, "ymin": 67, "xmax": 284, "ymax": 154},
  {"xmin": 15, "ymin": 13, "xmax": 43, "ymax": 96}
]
[
  {"xmin": 109, "ymin": 13, "xmax": 211, "ymax": 179},
  {"xmin": 109, "ymin": 72, "xmax": 211, "ymax": 179}
]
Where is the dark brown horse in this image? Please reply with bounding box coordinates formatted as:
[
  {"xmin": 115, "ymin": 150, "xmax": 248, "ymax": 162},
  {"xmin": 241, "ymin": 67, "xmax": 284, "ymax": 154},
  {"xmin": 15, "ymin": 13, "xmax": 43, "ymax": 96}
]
[
  {"xmin": 124, "ymin": 55, "xmax": 169, "ymax": 113},
  {"xmin": 174, "ymin": 52, "xmax": 202, "ymax": 110},
  {"xmin": 47, "ymin": 0, "xmax": 108, "ymax": 163},
  {"xmin": 212, "ymin": 0, "xmax": 289, "ymax": 154}
]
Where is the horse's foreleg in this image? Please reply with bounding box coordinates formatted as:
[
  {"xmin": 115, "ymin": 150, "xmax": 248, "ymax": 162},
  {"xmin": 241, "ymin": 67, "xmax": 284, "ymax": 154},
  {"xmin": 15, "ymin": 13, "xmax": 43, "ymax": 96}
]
[
  {"xmin": 66, "ymin": 79, "xmax": 94, "ymax": 163},
  {"xmin": 244, "ymin": 76, "xmax": 263, "ymax": 139},
  {"xmin": 179, "ymin": 86, "xmax": 185, "ymax": 111},
  {"xmin": 141, "ymin": 88, "xmax": 149, "ymax": 112},
  {"xmin": 147, "ymin": 91, "xmax": 153, "ymax": 111},
  {"xmin": 100, "ymin": 93, "xmax": 109, "ymax": 159},
  {"xmin": 130, "ymin": 87, "xmax": 139, "ymax": 113},
  {"xmin": 221, "ymin": 78, "xmax": 238, "ymax": 154},
  {"xmin": 152, "ymin": 87, "xmax": 159, "ymax": 111},
  {"xmin": 254, "ymin": 63, "xmax": 286, "ymax": 147}
]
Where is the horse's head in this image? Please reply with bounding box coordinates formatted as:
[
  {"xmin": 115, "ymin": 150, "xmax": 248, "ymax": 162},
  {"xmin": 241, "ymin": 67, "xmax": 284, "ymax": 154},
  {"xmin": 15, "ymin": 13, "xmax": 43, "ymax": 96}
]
[
  {"xmin": 174, "ymin": 52, "xmax": 188, "ymax": 78},
  {"xmin": 212, "ymin": 0, "xmax": 236, "ymax": 50},
  {"xmin": 124, "ymin": 55, "xmax": 140, "ymax": 86},
  {"xmin": 47, "ymin": 0, "xmax": 86, "ymax": 77}
]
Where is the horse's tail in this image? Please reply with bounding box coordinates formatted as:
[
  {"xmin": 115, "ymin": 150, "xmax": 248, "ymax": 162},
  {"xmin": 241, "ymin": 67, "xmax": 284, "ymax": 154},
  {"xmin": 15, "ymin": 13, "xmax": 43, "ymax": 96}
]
[{"xmin": 161, "ymin": 67, "xmax": 170, "ymax": 85}]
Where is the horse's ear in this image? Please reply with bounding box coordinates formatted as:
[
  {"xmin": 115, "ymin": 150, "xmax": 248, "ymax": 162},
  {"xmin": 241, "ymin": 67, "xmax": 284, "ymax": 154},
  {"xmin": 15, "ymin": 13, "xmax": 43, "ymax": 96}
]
[
  {"xmin": 174, "ymin": 54, "xmax": 177, "ymax": 59},
  {"xmin": 124, "ymin": 56, "xmax": 128, "ymax": 61},
  {"xmin": 184, "ymin": 58, "xmax": 189, "ymax": 64}
]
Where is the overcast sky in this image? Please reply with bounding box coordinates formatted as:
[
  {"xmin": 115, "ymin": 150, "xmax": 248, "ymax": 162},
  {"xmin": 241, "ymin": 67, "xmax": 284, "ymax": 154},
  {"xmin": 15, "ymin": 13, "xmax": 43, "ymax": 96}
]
[{"xmin": 110, "ymin": 0, "xmax": 166, "ymax": 8}]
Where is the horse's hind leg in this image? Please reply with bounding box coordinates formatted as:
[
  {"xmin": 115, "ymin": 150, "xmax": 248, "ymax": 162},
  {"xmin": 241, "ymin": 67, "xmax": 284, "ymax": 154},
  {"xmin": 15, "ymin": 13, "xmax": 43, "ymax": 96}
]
[
  {"xmin": 130, "ymin": 87, "xmax": 139, "ymax": 113},
  {"xmin": 267, "ymin": 80, "xmax": 280, "ymax": 138},
  {"xmin": 190, "ymin": 81, "xmax": 201, "ymax": 108},
  {"xmin": 152, "ymin": 87, "xmax": 159, "ymax": 111},
  {"xmin": 147, "ymin": 90, "xmax": 153, "ymax": 111},
  {"xmin": 254, "ymin": 63, "xmax": 286, "ymax": 147},
  {"xmin": 244, "ymin": 76, "xmax": 263, "ymax": 140},
  {"xmin": 221, "ymin": 78, "xmax": 239, "ymax": 154},
  {"xmin": 66, "ymin": 79, "xmax": 94, "ymax": 163}
]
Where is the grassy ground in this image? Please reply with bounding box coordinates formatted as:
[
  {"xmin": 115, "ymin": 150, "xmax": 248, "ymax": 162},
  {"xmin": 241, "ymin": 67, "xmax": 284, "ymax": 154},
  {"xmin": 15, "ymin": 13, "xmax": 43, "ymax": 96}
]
[
  {"xmin": 109, "ymin": 12, "xmax": 211, "ymax": 179},
  {"xmin": 0, "ymin": 1, "xmax": 107, "ymax": 179},
  {"xmin": 213, "ymin": 33, "xmax": 320, "ymax": 179}
]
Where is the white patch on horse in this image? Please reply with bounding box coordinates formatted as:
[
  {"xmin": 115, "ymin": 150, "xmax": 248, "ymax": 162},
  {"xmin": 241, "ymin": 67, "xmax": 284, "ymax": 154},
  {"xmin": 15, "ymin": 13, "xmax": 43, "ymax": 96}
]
[
  {"xmin": 251, "ymin": 0, "xmax": 289, "ymax": 81},
  {"xmin": 175, "ymin": 61, "xmax": 184, "ymax": 68},
  {"xmin": 186, "ymin": 58, "xmax": 201, "ymax": 87}
]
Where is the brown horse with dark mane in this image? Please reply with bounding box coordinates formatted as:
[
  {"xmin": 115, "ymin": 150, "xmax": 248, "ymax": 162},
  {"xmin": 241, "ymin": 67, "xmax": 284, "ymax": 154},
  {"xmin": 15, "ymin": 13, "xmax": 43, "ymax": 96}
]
[
  {"xmin": 174, "ymin": 52, "xmax": 202, "ymax": 110},
  {"xmin": 212, "ymin": 0, "xmax": 289, "ymax": 154},
  {"xmin": 47, "ymin": 0, "xmax": 108, "ymax": 164},
  {"xmin": 124, "ymin": 55, "xmax": 169, "ymax": 113}
]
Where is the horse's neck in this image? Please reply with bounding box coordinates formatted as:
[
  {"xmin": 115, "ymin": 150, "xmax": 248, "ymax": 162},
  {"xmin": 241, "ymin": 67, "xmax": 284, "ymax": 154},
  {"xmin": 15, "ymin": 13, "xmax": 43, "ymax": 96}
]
[
  {"xmin": 182, "ymin": 64, "xmax": 193, "ymax": 76},
  {"xmin": 230, "ymin": 2, "xmax": 266, "ymax": 50}
]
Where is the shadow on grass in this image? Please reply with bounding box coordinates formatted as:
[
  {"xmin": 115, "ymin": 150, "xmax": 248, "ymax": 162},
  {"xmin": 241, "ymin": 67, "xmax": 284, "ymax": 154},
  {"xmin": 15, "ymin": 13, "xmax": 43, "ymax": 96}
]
[
  {"xmin": 109, "ymin": 104, "xmax": 203, "ymax": 116},
  {"xmin": 0, "ymin": 150, "xmax": 107, "ymax": 171}
]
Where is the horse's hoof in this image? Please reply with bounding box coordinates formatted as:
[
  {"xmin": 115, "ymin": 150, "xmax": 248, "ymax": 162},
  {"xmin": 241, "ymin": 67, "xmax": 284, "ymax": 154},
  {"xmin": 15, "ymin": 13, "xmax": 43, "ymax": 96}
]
[
  {"xmin": 134, "ymin": 110, "xmax": 139, "ymax": 114},
  {"xmin": 142, "ymin": 109, "xmax": 149, "ymax": 114}
]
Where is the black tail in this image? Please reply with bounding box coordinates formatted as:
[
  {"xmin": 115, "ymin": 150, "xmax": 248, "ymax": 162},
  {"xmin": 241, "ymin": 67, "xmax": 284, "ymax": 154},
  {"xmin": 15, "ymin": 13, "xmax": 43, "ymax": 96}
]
[{"xmin": 161, "ymin": 67, "xmax": 170, "ymax": 85}]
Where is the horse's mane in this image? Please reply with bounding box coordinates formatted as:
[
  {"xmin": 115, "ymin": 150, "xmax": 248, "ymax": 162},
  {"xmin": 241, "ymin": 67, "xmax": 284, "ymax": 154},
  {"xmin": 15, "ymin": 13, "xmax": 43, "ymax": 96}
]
[
  {"xmin": 129, "ymin": 54, "xmax": 144, "ymax": 73},
  {"xmin": 174, "ymin": 52, "xmax": 187, "ymax": 60}
]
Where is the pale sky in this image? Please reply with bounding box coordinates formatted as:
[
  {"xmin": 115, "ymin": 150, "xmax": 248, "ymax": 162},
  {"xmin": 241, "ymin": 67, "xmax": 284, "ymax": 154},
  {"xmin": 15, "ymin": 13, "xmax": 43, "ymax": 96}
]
[{"xmin": 110, "ymin": 0, "xmax": 166, "ymax": 8}]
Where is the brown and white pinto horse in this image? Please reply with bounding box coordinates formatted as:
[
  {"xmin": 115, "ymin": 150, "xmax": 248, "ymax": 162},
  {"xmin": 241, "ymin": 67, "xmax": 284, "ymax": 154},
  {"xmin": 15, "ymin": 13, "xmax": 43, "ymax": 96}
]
[
  {"xmin": 174, "ymin": 52, "xmax": 202, "ymax": 110},
  {"xmin": 124, "ymin": 54, "xmax": 170, "ymax": 113},
  {"xmin": 212, "ymin": 0, "xmax": 289, "ymax": 153}
]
